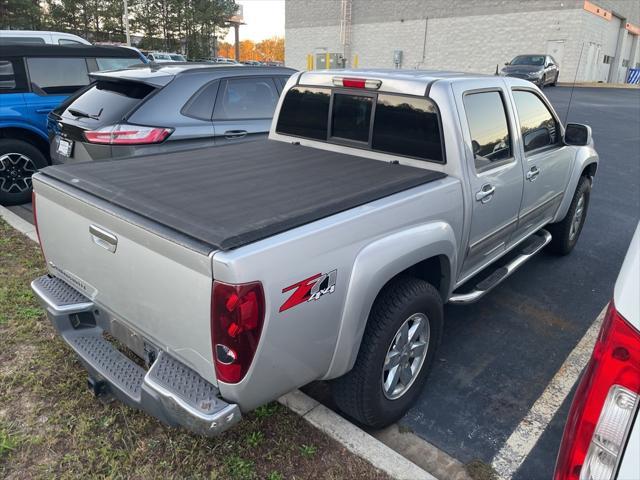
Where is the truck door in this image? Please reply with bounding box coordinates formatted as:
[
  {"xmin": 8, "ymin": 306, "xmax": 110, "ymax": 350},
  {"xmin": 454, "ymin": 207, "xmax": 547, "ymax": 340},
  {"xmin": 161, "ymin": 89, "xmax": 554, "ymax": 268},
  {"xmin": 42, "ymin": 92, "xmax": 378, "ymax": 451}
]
[
  {"xmin": 508, "ymin": 88, "xmax": 573, "ymax": 241},
  {"xmin": 454, "ymin": 83, "xmax": 524, "ymax": 278}
]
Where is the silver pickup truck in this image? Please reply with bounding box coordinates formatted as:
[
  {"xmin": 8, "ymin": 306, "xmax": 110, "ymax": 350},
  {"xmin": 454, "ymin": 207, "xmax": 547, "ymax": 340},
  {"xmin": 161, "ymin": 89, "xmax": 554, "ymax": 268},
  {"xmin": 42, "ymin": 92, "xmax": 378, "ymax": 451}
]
[{"xmin": 31, "ymin": 69, "xmax": 599, "ymax": 436}]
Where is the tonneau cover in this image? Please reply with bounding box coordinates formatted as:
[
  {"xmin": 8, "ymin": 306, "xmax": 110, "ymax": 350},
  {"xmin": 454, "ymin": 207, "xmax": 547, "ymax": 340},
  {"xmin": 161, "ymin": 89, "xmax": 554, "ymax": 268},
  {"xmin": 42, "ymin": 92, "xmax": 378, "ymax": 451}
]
[{"xmin": 41, "ymin": 141, "xmax": 446, "ymax": 251}]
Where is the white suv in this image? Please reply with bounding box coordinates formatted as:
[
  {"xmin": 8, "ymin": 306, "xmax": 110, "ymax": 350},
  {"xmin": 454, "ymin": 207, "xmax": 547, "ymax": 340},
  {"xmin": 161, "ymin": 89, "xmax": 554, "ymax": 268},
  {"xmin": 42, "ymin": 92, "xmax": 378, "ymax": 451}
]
[
  {"xmin": 555, "ymin": 223, "xmax": 640, "ymax": 480},
  {"xmin": 0, "ymin": 30, "xmax": 90, "ymax": 46}
]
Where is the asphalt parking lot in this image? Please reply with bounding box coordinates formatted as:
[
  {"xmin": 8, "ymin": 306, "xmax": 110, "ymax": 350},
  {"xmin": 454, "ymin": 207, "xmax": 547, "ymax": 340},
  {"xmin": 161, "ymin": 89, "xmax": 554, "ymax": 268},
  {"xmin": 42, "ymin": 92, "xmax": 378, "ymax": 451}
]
[
  {"xmin": 397, "ymin": 86, "xmax": 640, "ymax": 479},
  {"xmin": 7, "ymin": 85, "xmax": 640, "ymax": 480}
]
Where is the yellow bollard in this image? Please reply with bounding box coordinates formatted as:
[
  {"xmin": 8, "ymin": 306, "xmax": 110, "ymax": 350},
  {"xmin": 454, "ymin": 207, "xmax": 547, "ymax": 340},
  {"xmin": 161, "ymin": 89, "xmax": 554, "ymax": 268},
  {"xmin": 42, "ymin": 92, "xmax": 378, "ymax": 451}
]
[
  {"xmin": 326, "ymin": 52, "xmax": 330, "ymax": 70},
  {"xmin": 354, "ymin": 54, "xmax": 359, "ymax": 68}
]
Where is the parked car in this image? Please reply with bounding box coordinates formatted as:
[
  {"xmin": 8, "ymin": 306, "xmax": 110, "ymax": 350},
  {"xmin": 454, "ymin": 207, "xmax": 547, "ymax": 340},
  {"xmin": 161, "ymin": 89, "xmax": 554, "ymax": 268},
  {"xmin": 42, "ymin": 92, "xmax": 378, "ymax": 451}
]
[
  {"xmin": 212, "ymin": 57, "xmax": 239, "ymax": 64},
  {"xmin": 0, "ymin": 30, "xmax": 90, "ymax": 46},
  {"xmin": 31, "ymin": 70, "xmax": 598, "ymax": 436},
  {"xmin": 146, "ymin": 51, "xmax": 185, "ymax": 63},
  {"xmin": 48, "ymin": 63, "xmax": 295, "ymax": 165},
  {"xmin": 500, "ymin": 54, "xmax": 559, "ymax": 88},
  {"xmin": 242, "ymin": 60, "xmax": 263, "ymax": 66},
  {"xmin": 0, "ymin": 44, "xmax": 145, "ymax": 204},
  {"xmin": 554, "ymin": 223, "xmax": 639, "ymax": 480}
]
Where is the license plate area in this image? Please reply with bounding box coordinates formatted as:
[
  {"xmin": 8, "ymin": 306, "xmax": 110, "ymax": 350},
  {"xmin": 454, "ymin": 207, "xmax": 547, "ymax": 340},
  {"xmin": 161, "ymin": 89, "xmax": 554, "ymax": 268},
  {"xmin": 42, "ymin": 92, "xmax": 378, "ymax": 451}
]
[{"xmin": 57, "ymin": 137, "xmax": 74, "ymax": 157}]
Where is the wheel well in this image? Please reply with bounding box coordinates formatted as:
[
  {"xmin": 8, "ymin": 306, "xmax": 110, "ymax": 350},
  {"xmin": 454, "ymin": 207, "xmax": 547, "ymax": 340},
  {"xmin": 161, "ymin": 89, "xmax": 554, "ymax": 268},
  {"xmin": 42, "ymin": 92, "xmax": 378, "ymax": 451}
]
[
  {"xmin": 0, "ymin": 128, "xmax": 50, "ymax": 163},
  {"xmin": 582, "ymin": 163, "xmax": 597, "ymax": 179},
  {"xmin": 387, "ymin": 255, "xmax": 450, "ymax": 300}
]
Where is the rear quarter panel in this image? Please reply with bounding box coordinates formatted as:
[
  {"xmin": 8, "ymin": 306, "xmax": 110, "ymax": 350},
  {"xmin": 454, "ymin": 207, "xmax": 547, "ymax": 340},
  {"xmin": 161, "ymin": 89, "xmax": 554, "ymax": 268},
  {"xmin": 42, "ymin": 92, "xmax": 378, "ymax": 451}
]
[{"xmin": 212, "ymin": 177, "xmax": 463, "ymax": 410}]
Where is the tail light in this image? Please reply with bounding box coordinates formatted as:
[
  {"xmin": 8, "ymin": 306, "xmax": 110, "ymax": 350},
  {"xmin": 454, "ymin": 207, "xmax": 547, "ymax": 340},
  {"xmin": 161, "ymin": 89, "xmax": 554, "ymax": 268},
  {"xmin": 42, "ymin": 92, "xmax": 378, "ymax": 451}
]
[
  {"xmin": 211, "ymin": 281, "xmax": 265, "ymax": 384},
  {"xmin": 554, "ymin": 302, "xmax": 640, "ymax": 480},
  {"xmin": 332, "ymin": 76, "xmax": 382, "ymax": 89},
  {"xmin": 84, "ymin": 124, "xmax": 172, "ymax": 145},
  {"xmin": 32, "ymin": 191, "xmax": 46, "ymax": 259}
]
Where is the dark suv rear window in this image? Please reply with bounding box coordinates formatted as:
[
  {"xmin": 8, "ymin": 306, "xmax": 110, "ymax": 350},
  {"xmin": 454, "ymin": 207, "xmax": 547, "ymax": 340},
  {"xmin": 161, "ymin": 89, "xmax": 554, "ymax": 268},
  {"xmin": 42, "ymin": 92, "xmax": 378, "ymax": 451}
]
[
  {"xmin": 276, "ymin": 86, "xmax": 443, "ymax": 163},
  {"xmin": 59, "ymin": 80, "xmax": 155, "ymax": 126}
]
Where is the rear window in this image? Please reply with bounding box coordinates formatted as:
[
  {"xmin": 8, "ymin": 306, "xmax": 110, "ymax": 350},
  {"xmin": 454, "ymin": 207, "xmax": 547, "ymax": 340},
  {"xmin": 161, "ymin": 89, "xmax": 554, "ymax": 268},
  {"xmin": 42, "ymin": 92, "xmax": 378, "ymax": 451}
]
[
  {"xmin": 372, "ymin": 94, "xmax": 443, "ymax": 162},
  {"xmin": 0, "ymin": 36, "xmax": 46, "ymax": 45},
  {"xmin": 26, "ymin": 57, "xmax": 90, "ymax": 94},
  {"xmin": 276, "ymin": 86, "xmax": 443, "ymax": 163},
  {"xmin": 59, "ymin": 80, "xmax": 155, "ymax": 126},
  {"xmin": 276, "ymin": 86, "xmax": 330, "ymax": 140},
  {"xmin": 94, "ymin": 57, "xmax": 143, "ymax": 71}
]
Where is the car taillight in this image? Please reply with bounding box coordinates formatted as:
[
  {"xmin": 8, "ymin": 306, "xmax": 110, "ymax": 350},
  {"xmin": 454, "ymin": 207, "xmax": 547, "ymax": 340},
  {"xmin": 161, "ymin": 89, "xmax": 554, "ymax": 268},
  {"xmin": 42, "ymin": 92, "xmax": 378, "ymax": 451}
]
[
  {"xmin": 211, "ymin": 281, "xmax": 265, "ymax": 384},
  {"xmin": 31, "ymin": 191, "xmax": 45, "ymax": 258},
  {"xmin": 84, "ymin": 124, "xmax": 172, "ymax": 145},
  {"xmin": 554, "ymin": 302, "xmax": 640, "ymax": 480},
  {"xmin": 332, "ymin": 76, "xmax": 382, "ymax": 89}
]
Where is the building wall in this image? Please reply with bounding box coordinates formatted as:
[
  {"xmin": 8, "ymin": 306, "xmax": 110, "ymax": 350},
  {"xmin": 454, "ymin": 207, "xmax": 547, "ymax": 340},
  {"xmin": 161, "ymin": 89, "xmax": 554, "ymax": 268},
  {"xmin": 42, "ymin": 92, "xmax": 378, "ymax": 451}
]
[{"xmin": 285, "ymin": 0, "xmax": 640, "ymax": 83}]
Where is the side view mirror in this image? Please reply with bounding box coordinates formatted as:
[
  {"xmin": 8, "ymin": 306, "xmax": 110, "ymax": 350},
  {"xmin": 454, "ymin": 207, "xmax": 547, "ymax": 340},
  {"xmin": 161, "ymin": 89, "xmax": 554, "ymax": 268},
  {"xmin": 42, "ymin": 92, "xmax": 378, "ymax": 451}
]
[
  {"xmin": 564, "ymin": 123, "xmax": 592, "ymax": 146},
  {"xmin": 523, "ymin": 127, "xmax": 551, "ymax": 150},
  {"xmin": 504, "ymin": 62, "xmax": 510, "ymax": 66}
]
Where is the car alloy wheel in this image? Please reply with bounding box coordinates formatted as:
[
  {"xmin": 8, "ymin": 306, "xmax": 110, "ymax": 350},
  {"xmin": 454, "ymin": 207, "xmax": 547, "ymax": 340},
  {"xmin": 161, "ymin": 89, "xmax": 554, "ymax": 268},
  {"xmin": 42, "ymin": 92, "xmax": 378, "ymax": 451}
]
[
  {"xmin": 569, "ymin": 193, "xmax": 585, "ymax": 241},
  {"xmin": 0, "ymin": 153, "xmax": 37, "ymax": 194},
  {"xmin": 382, "ymin": 312, "xmax": 430, "ymax": 400}
]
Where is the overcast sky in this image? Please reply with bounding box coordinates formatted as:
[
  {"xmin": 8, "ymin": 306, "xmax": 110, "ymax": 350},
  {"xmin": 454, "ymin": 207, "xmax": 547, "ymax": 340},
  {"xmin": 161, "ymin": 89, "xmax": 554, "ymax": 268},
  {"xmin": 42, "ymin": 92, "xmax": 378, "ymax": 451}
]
[{"xmin": 223, "ymin": 0, "xmax": 285, "ymax": 42}]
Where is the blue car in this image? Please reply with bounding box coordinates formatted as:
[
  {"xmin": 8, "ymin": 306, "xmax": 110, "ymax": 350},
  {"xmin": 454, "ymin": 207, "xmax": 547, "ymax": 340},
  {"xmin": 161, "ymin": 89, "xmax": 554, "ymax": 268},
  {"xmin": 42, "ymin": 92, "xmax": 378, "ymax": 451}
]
[{"xmin": 0, "ymin": 44, "xmax": 145, "ymax": 204}]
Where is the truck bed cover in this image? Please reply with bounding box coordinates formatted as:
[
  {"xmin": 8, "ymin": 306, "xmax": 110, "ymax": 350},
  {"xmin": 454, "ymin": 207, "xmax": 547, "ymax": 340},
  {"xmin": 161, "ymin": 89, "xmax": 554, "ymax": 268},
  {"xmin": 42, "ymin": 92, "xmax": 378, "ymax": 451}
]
[{"xmin": 41, "ymin": 140, "xmax": 446, "ymax": 252}]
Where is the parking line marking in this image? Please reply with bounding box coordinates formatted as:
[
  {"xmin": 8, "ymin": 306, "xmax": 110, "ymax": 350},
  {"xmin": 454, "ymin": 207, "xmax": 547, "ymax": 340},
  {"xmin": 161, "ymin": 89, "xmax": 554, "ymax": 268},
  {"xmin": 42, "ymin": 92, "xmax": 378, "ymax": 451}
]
[{"xmin": 490, "ymin": 305, "xmax": 607, "ymax": 479}]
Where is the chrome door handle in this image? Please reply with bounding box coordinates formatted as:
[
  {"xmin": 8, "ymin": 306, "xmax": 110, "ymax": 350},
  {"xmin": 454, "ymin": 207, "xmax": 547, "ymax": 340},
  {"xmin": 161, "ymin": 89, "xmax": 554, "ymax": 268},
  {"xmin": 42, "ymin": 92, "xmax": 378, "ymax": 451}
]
[
  {"xmin": 475, "ymin": 184, "xmax": 496, "ymax": 203},
  {"xmin": 224, "ymin": 130, "xmax": 248, "ymax": 139},
  {"xmin": 526, "ymin": 167, "xmax": 540, "ymax": 181},
  {"xmin": 89, "ymin": 224, "xmax": 117, "ymax": 253}
]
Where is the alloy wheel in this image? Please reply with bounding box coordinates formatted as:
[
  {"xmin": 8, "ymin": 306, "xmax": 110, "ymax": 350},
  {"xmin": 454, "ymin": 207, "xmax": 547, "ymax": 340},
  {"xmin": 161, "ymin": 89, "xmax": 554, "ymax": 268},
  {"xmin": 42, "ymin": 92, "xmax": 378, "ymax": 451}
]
[{"xmin": 0, "ymin": 153, "xmax": 37, "ymax": 194}]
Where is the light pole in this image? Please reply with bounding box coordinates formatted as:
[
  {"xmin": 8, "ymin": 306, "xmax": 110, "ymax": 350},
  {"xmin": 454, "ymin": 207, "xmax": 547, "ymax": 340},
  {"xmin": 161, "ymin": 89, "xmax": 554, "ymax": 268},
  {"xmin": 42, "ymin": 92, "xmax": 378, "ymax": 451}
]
[{"xmin": 124, "ymin": 0, "xmax": 131, "ymax": 46}]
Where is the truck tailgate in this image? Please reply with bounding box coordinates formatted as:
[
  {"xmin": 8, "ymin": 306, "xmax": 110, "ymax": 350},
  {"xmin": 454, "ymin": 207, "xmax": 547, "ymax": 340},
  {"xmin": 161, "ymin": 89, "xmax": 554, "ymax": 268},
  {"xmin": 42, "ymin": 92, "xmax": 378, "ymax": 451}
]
[{"xmin": 33, "ymin": 177, "xmax": 217, "ymax": 383}]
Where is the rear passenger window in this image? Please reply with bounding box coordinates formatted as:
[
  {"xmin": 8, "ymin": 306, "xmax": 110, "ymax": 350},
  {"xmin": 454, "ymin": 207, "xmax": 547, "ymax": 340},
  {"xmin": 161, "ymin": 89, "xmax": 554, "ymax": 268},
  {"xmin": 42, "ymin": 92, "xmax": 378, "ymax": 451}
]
[
  {"xmin": 0, "ymin": 60, "xmax": 16, "ymax": 90},
  {"xmin": 183, "ymin": 81, "xmax": 219, "ymax": 120},
  {"xmin": 26, "ymin": 57, "xmax": 90, "ymax": 94},
  {"xmin": 512, "ymin": 91, "xmax": 560, "ymax": 153},
  {"xmin": 372, "ymin": 94, "xmax": 443, "ymax": 162},
  {"xmin": 214, "ymin": 77, "xmax": 279, "ymax": 120},
  {"xmin": 276, "ymin": 86, "xmax": 330, "ymax": 140},
  {"xmin": 463, "ymin": 91, "xmax": 512, "ymax": 172}
]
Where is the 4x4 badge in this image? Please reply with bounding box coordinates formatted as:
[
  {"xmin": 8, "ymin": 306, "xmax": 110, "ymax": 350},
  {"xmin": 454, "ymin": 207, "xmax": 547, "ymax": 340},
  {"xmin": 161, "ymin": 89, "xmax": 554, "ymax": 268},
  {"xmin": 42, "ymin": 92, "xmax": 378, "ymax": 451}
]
[{"xmin": 280, "ymin": 270, "xmax": 337, "ymax": 312}]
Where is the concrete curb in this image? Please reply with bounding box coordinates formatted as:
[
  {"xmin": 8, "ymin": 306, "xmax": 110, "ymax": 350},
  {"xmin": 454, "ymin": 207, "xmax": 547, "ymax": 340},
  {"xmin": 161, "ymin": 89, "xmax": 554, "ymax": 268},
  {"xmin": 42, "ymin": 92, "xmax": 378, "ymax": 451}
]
[
  {"xmin": 0, "ymin": 203, "xmax": 437, "ymax": 480},
  {"xmin": 279, "ymin": 390, "xmax": 437, "ymax": 480}
]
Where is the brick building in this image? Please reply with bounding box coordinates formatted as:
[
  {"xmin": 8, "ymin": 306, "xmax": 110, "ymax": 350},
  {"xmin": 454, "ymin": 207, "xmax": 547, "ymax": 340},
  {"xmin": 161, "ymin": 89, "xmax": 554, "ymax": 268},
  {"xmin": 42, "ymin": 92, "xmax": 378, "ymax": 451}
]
[{"xmin": 285, "ymin": 0, "xmax": 640, "ymax": 83}]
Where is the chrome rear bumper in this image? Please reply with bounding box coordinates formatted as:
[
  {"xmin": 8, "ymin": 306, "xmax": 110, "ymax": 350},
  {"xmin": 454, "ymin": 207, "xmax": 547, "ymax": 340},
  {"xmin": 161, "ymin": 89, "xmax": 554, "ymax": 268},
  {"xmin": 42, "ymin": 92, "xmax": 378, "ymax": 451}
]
[{"xmin": 31, "ymin": 275, "xmax": 240, "ymax": 436}]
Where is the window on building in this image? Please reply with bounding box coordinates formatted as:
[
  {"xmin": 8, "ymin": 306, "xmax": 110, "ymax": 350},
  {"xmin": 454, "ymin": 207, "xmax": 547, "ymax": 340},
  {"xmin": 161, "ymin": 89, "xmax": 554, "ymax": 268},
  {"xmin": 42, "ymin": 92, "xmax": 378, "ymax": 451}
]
[
  {"xmin": 214, "ymin": 77, "xmax": 279, "ymax": 120},
  {"xmin": 603, "ymin": 55, "xmax": 614, "ymax": 65},
  {"xmin": 622, "ymin": 59, "xmax": 630, "ymax": 68},
  {"xmin": 25, "ymin": 57, "xmax": 90, "ymax": 94},
  {"xmin": 276, "ymin": 86, "xmax": 331, "ymax": 140},
  {"xmin": 512, "ymin": 90, "xmax": 560, "ymax": 153},
  {"xmin": 463, "ymin": 91, "xmax": 512, "ymax": 172},
  {"xmin": 372, "ymin": 94, "xmax": 443, "ymax": 162}
]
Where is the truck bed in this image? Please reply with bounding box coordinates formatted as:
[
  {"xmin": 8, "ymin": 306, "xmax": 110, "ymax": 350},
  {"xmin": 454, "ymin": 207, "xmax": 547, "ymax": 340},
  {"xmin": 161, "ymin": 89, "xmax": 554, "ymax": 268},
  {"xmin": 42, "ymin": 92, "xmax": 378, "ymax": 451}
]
[{"xmin": 41, "ymin": 140, "xmax": 446, "ymax": 251}]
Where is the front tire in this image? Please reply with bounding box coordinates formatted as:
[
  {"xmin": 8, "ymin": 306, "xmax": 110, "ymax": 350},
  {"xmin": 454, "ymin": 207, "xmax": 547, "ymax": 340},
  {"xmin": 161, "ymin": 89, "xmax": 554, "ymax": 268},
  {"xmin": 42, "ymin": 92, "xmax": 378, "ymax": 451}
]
[
  {"xmin": 547, "ymin": 176, "xmax": 591, "ymax": 255},
  {"xmin": 330, "ymin": 276, "xmax": 443, "ymax": 428},
  {"xmin": 0, "ymin": 139, "xmax": 48, "ymax": 205}
]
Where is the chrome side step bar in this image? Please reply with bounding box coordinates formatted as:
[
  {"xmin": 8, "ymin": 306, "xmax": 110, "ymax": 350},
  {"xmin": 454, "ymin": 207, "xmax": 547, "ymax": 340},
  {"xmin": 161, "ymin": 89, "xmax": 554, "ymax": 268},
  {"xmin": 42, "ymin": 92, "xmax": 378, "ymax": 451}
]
[{"xmin": 449, "ymin": 229, "xmax": 552, "ymax": 304}]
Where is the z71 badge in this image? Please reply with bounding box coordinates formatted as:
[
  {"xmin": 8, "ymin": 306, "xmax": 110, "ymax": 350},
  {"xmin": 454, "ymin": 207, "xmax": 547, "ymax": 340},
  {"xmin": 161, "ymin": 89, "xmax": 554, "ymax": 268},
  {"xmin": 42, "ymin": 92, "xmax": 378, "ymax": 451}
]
[{"xmin": 279, "ymin": 270, "xmax": 337, "ymax": 312}]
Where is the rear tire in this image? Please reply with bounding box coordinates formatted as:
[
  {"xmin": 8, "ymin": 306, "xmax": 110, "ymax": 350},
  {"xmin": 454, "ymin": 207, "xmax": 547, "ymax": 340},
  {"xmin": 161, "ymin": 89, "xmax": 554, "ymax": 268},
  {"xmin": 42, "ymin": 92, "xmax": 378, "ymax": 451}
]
[
  {"xmin": 547, "ymin": 176, "xmax": 591, "ymax": 255},
  {"xmin": 330, "ymin": 275, "xmax": 443, "ymax": 428},
  {"xmin": 551, "ymin": 72, "xmax": 559, "ymax": 86},
  {"xmin": 0, "ymin": 139, "xmax": 48, "ymax": 205}
]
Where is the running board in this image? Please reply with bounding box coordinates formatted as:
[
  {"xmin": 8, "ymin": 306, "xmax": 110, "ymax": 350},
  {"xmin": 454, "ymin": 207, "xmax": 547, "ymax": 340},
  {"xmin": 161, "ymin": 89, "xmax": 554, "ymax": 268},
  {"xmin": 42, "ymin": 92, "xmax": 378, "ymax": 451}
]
[{"xmin": 449, "ymin": 230, "xmax": 552, "ymax": 304}]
